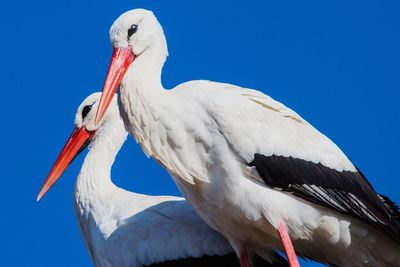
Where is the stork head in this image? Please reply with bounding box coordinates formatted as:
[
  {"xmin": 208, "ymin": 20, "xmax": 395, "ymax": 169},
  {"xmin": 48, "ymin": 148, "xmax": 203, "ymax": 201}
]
[
  {"xmin": 37, "ymin": 92, "xmax": 119, "ymax": 201},
  {"xmin": 75, "ymin": 92, "xmax": 119, "ymax": 132},
  {"xmin": 95, "ymin": 8, "xmax": 167, "ymax": 125}
]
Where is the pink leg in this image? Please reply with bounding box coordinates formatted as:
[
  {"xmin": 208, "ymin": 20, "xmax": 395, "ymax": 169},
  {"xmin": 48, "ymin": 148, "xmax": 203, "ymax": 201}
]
[
  {"xmin": 277, "ymin": 221, "xmax": 300, "ymax": 267},
  {"xmin": 240, "ymin": 250, "xmax": 250, "ymax": 267}
]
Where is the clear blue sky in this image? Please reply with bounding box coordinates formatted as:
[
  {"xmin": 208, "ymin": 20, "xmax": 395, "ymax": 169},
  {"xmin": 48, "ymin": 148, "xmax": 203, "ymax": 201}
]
[{"xmin": 1, "ymin": 1, "xmax": 399, "ymax": 266}]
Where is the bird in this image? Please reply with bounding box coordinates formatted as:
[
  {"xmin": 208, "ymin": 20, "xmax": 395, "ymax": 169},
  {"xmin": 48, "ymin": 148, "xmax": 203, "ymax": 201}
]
[
  {"xmin": 94, "ymin": 8, "xmax": 400, "ymax": 267},
  {"xmin": 37, "ymin": 92, "xmax": 288, "ymax": 267}
]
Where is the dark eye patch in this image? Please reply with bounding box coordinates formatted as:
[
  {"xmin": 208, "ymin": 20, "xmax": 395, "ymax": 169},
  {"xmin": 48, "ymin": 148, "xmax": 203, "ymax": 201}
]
[
  {"xmin": 128, "ymin": 24, "xmax": 138, "ymax": 39},
  {"xmin": 82, "ymin": 104, "xmax": 93, "ymax": 120}
]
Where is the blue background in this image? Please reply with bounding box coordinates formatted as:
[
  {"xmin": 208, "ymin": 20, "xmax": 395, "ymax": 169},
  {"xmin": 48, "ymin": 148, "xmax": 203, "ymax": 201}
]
[{"xmin": 1, "ymin": 1, "xmax": 399, "ymax": 266}]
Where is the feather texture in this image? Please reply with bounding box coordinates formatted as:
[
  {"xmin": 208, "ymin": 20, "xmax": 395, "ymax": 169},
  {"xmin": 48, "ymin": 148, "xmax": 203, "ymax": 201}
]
[
  {"xmin": 72, "ymin": 93, "xmax": 287, "ymax": 267},
  {"xmin": 103, "ymin": 9, "xmax": 400, "ymax": 266}
]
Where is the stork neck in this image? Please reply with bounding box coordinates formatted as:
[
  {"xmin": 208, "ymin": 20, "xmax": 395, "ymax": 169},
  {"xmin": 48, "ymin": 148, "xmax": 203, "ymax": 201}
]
[
  {"xmin": 118, "ymin": 43, "xmax": 169, "ymax": 159},
  {"xmin": 74, "ymin": 118, "xmax": 127, "ymax": 219},
  {"xmin": 122, "ymin": 43, "xmax": 167, "ymax": 95}
]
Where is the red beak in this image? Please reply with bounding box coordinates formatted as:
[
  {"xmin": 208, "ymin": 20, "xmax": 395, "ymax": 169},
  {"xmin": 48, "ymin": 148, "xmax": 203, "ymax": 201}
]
[
  {"xmin": 37, "ymin": 127, "xmax": 94, "ymax": 201},
  {"xmin": 95, "ymin": 47, "xmax": 135, "ymax": 125}
]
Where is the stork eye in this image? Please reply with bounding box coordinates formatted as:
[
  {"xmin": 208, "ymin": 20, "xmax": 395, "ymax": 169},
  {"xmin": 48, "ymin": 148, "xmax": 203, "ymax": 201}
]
[
  {"xmin": 82, "ymin": 105, "xmax": 93, "ymax": 120},
  {"xmin": 128, "ymin": 24, "xmax": 138, "ymax": 39}
]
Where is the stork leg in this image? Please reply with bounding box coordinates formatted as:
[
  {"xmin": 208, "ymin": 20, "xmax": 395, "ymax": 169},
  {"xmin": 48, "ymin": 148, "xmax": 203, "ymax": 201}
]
[
  {"xmin": 277, "ymin": 221, "xmax": 300, "ymax": 267},
  {"xmin": 240, "ymin": 250, "xmax": 250, "ymax": 267}
]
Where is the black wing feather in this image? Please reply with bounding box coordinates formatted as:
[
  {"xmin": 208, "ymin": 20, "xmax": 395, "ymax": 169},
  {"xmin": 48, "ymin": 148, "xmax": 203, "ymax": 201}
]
[
  {"xmin": 145, "ymin": 253, "xmax": 289, "ymax": 267},
  {"xmin": 248, "ymin": 154, "xmax": 400, "ymax": 244}
]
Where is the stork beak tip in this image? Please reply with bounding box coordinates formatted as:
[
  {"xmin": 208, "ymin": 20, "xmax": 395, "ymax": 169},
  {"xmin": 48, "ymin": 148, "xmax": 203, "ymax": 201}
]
[{"xmin": 36, "ymin": 192, "xmax": 44, "ymax": 202}]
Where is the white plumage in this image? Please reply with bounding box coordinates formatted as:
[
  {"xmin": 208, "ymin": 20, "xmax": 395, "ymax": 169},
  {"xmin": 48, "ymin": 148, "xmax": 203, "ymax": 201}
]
[
  {"xmin": 95, "ymin": 9, "xmax": 400, "ymax": 267},
  {"xmin": 38, "ymin": 92, "xmax": 287, "ymax": 267}
]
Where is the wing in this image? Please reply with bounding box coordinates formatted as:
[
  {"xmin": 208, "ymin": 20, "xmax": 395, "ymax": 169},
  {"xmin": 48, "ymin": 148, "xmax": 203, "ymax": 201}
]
[
  {"xmin": 144, "ymin": 254, "xmax": 241, "ymax": 267},
  {"xmin": 145, "ymin": 253, "xmax": 289, "ymax": 267},
  {"xmin": 198, "ymin": 82, "xmax": 400, "ymax": 244},
  {"xmin": 108, "ymin": 198, "xmax": 287, "ymax": 267},
  {"xmin": 248, "ymin": 153, "xmax": 400, "ymax": 242}
]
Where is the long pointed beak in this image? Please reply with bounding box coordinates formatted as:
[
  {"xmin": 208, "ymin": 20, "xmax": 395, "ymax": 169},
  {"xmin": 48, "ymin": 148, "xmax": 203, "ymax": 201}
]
[
  {"xmin": 37, "ymin": 127, "xmax": 94, "ymax": 201},
  {"xmin": 95, "ymin": 47, "xmax": 135, "ymax": 125}
]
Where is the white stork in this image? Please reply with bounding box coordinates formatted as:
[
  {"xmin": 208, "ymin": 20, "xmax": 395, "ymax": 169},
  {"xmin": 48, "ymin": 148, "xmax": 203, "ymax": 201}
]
[
  {"xmin": 94, "ymin": 9, "xmax": 400, "ymax": 267},
  {"xmin": 37, "ymin": 92, "xmax": 288, "ymax": 267}
]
